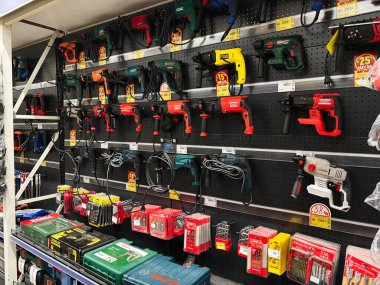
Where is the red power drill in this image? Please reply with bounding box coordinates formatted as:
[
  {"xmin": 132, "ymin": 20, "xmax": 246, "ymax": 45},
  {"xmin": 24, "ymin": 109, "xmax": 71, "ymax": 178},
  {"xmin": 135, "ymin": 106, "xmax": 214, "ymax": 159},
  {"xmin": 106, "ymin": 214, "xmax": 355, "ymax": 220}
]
[
  {"xmin": 152, "ymin": 100, "xmax": 192, "ymax": 136},
  {"xmin": 26, "ymin": 93, "xmax": 45, "ymax": 115},
  {"xmin": 279, "ymin": 93, "xmax": 342, "ymax": 137},
  {"xmin": 108, "ymin": 103, "xmax": 143, "ymax": 133},
  {"xmin": 196, "ymin": 95, "xmax": 254, "ymax": 136},
  {"xmin": 92, "ymin": 103, "xmax": 116, "ymax": 133},
  {"xmin": 58, "ymin": 41, "xmax": 81, "ymax": 63},
  {"xmin": 131, "ymin": 14, "xmax": 153, "ymax": 46}
]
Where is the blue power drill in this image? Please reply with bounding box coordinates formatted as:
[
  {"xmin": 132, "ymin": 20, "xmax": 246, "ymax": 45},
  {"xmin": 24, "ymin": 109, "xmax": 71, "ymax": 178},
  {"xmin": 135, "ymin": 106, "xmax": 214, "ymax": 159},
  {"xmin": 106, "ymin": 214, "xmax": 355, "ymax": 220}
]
[
  {"xmin": 121, "ymin": 65, "xmax": 147, "ymax": 94},
  {"xmin": 32, "ymin": 130, "xmax": 48, "ymax": 153},
  {"xmin": 122, "ymin": 150, "xmax": 142, "ymax": 182},
  {"xmin": 173, "ymin": 154, "xmax": 200, "ymax": 189}
]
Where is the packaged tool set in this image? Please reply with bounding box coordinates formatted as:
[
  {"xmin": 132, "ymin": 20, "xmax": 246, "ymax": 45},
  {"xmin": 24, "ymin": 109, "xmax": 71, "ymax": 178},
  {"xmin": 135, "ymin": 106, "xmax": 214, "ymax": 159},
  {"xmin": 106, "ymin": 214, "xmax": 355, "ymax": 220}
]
[
  {"xmin": 183, "ymin": 213, "xmax": 211, "ymax": 255},
  {"xmin": 268, "ymin": 232, "xmax": 291, "ymax": 276},
  {"xmin": 149, "ymin": 208, "xmax": 184, "ymax": 240},
  {"xmin": 131, "ymin": 204, "xmax": 162, "ymax": 234}
]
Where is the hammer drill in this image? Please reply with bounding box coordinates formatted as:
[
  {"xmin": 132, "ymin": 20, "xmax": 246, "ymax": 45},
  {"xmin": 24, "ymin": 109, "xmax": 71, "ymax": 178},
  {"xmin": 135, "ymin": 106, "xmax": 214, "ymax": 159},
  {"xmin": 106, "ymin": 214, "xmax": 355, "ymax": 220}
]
[
  {"xmin": 173, "ymin": 154, "xmax": 200, "ymax": 189},
  {"xmin": 120, "ymin": 65, "xmax": 147, "ymax": 94},
  {"xmin": 173, "ymin": 0, "xmax": 203, "ymax": 44},
  {"xmin": 58, "ymin": 41, "xmax": 81, "ymax": 64},
  {"xmin": 108, "ymin": 103, "xmax": 143, "ymax": 134},
  {"xmin": 92, "ymin": 68, "xmax": 118, "ymax": 104},
  {"xmin": 122, "ymin": 150, "xmax": 142, "ymax": 182},
  {"xmin": 26, "ymin": 93, "xmax": 45, "ymax": 116}
]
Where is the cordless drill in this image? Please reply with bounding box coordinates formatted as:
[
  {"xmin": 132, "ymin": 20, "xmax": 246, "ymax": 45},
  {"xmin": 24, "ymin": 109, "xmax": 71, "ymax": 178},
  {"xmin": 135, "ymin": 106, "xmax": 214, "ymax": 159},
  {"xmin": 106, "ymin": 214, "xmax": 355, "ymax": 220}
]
[
  {"xmin": 254, "ymin": 35, "xmax": 305, "ymax": 79},
  {"xmin": 201, "ymin": 0, "xmax": 238, "ymax": 42},
  {"xmin": 122, "ymin": 150, "xmax": 142, "ymax": 182},
  {"xmin": 193, "ymin": 48, "xmax": 246, "ymax": 94},
  {"xmin": 196, "ymin": 95, "xmax": 254, "ymax": 136},
  {"xmin": 120, "ymin": 65, "xmax": 147, "ymax": 93},
  {"xmin": 26, "ymin": 93, "xmax": 45, "ymax": 115},
  {"xmin": 108, "ymin": 103, "xmax": 143, "ymax": 133},
  {"xmin": 152, "ymin": 100, "xmax": 192, "ymax": 136},
  {"xmin": 148, "ymin": 59, "xmax": 184, "ymax": 96},
  {"xmin": 328, "ymin": 18, "xmax": 380, "ymax": 73},
  {"xmin": 279, "ymin": 93, "xmax": 342, "ymax": 137},
  {"xmin": 131, "ymin": 14, "xmax": 153, "ymax": 46},
  {"xmin": 58, "ymin": 41, "xmax": 81, "ymax": 63},
  {"xmin": 173, "ymin": 154, "xmax": 200, "ymax": 188},
  {"xmin": 292, "ymin": 155, "xmax": 351, "ymax": 212},
  {"xmin": 173, "ymin": 0, "xmax": 203, "ymax": 42}
]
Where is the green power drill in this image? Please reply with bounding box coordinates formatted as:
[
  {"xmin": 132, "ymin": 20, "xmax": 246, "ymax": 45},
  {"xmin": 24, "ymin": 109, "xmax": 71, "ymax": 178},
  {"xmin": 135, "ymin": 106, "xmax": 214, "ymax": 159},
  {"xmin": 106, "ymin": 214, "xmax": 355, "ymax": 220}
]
[
  {"xmin": 253, "ymin": 35, "xmax": 305, "ymax": 79},
  {"xmin": 173, "ymin": 0, "xmax": 203, "ymax": 43},
  {"xmin": 148, "ymin": 59, "xmax": 184, "ymax": 97}
]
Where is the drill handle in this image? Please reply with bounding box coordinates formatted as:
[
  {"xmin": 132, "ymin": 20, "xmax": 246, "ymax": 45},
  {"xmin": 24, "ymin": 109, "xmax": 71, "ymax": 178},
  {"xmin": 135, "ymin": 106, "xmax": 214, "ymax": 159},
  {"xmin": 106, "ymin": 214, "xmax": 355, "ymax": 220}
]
[
  {"xmin": 134, "ymin": 155, "xmax": 142, "ymax": 182},
  {"xmin": 39, "ymin": 95, "xmax": 45, "ymax": 114},
  {"xmin": 242, "ymin": 105, "xmax": 254, "ymax": 135},
  {"xmin": 133, "ymin": 107, "xmax": 143, "ymax": 133},
  {"xmin": 153, "ymin": 115, "xmax": 161, "ymax": 136},
  {"xmin": 138, "ymin": 69, "xmax": 146, "ymax": 93},
  {"xmin": 200, "ymin": 113, "xmax": 209, "ymax": 137},
  {"xmin": 291, "ymin": 173, "xmax": 304, "ymax": 199},
  {"xmin": 145, "ymin": 21, "xmax": 153, "ymax": 45},
  {"xmin": 333, "ymin": 96, "xmax": 343, "ymax": 133},
  {"xmin": 259, "ymin": 0, "xmax": 267, "ymax": 23},
  {"xmin": 335, "ymin": 27, "xmax": 346, "ymax": 73},
  {"xmin": 183, "ymin": 102, "xmax": 192, "ymax": 134},
  {"xmin": 283, "ymin": 110, "xmax": 291, "ymax": 135},
  {"xmin": 257, "ymin": 55, "xmax": 266, "ymax": 79},
  {"xmin": 196, "ymin": 64, "xmax": 204, "ymax": 88}
]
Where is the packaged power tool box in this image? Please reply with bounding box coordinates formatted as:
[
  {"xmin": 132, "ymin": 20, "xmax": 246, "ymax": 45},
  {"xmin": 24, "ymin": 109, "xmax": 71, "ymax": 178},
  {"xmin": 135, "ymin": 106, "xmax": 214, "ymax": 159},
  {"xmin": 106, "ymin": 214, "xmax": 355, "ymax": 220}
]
[
  {"xmin": 20, "ymin": 213, "xmax": 84, "ymax": 246},
  {"xmin": 122, "ymin": 254, "xmax": 211, "ymax": 285},
  {"xmin": 83, "ymin": 238, "xmax": 157, "ymax": 285},
  {"xmin": 48, "ymin": 227, "xmax": 115, "ymax": 264}
]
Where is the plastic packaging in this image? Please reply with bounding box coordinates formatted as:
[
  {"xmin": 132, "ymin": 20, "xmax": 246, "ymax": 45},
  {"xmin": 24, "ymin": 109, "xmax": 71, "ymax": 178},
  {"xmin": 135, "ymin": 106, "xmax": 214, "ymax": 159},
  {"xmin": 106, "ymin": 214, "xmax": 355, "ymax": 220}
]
[
  {"xmin": 357, "ymin": 57, "xmax": 380, "ymax": 90},
  {"xmin": 371, "ymin": 229, "xmax": 380, "ymax": 264},
  {"xmin": 365, "ymin": 183, "xmax": 380, "ymax": 211},
  {"xmin": 368, "ymin": 114, "xmax": 380, "ymax": 151}
]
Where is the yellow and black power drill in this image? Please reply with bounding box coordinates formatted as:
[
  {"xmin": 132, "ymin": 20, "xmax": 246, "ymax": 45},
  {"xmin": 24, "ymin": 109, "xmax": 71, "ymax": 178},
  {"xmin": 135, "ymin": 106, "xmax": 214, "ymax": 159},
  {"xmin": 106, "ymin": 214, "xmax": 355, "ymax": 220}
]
[{"xmin": 193, "ymin": 48, "xmax": 246, "ymax": 95}]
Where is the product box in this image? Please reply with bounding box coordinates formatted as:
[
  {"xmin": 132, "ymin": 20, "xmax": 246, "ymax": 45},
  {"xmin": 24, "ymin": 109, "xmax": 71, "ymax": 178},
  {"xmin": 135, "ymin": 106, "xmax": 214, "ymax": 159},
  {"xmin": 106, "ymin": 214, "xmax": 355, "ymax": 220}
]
[
  {"xmin": 237, "ymin": 225, "xmax": 255, "ymax": 258},
  {"xmin": 184, "ymin": 213, "xmax": 211, "ymax": 255},
  {"xmin": 268, "ymin": 232, "xmax": 291, "ymax": 276},
  {"xmin": 247, "ymin": 226, "xmax": 278, "ymax": 277},
  {"xmin": 342, "ymin": 245, "xmax": 380, "ymax": 285},
  {"xmin": 149, "ymin": 208, "xmax": 183, "ymax": 240},
  {"xmin": 83, "ymin": 238, "xmax": 157, "ymax": 285},
  {"xmin": 131, "ymin": 204, "xmax": 162, "ymax": 234},
  {"xmin": 287, "ymin": 233, "xmax": 340, "ymax": 285},
  {"xmin": 122, "ymin": 254, "xmax": 211, "ymax": 285},
  {"xmin": 48, "ymin": 227, "xmax": 115, "ymax": 264},
  {"xmin": 20, "ymin": 213, "xmax": 84, "ymax": 246}
]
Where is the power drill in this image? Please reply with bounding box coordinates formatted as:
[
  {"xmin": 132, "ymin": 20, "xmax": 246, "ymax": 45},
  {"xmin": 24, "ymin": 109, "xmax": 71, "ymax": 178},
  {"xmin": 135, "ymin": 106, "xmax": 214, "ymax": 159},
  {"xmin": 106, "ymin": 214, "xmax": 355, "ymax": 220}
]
[
  {"xmin": 193, "ymin": 48, "xmax": 246, "ymax": 95},
  {"xmin": 25, "ymin": 93, "xmax": 45, "ymax": 115},
  {"xmin": 12, "ymin": 56, "xmax": 29, "ymax": 81},
  {"xmin": 92, "ymin": 103, "xmax": 116, "ymax": 133},
  {"xmin": 58, "ymin": 41, "xmax": 81, "ymax": 63},
  {"xmin": 107, "ymin": 103, "xmax": 143, "ymax": 134},
  {"xmin": 173, "ymin": 0, "xmax": 203, "ymax": 43},
  {"xmin": 32, "ymin": 130, "xmax": 48, "ymax": 153},
  {"xmin": 14, "ymin": 131, "xmax": 26, "ymax": 152},
  {"xmin": 148, "ymin": 59, "xmax": 184, "ymax": 97},
  {"xmin": 121, "ymin": 65, "xmax": 147, "ymax": 93},
  {"xmin": 79, "ymin": 75, "xmax": 94, "ymax": 106},
  {"xmin": 131, "ymin": 14, "xmax": 153, "ymax": 46},
  {"xmin": 253, "ymin": 35, "xmax": 305, "ymax": 79},
  {"xmin": 201, "ymin": 0, "xmax": 238, "ymax": 42},
  {"xmin": 121, "ymin": 150, "xmax": 142, "ymax": 182},
  {"xmin": 328, "ymin": 18, "xmax": 380, "ymax": 73},
  {"xmin": 92, "ymin": 68, "xmax": 118, "ymax": 104},
  {"xmin": 152, "ymin": 100, "xmax": 192, "ymax": 136},
  {"xmin": 196, "ymin": 96, "xmax": 254, "ymax": 136},
  {"xmin": 279, "ymin": 93, "xmax": 342, "ymax": 137},
  {"xmin": 292, "ymin": 155, "xmax": 351, "ymax": 212},
  {"xmin": 173, "ymin": 154, "xmax": 200, "ymax": 189}
]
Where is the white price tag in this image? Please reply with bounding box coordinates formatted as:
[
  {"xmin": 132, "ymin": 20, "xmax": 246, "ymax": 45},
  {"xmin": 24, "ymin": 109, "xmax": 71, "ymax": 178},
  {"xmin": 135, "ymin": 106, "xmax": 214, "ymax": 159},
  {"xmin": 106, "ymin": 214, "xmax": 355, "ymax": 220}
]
[
  {"xmin": 177, "ymin": 145, "xmax": 187, "ymax": 154},
  {"xmin": 37, "ymin": 123, "xmax": 42, "ymax": 129},
  {"xmin": 18, "ymin": 257, "xmax": 25, "ymax": 274},
  {"xmin": 204, "ymin": 196, "xmax": 217, "ymax": 207},
  {"xmin": 82, "ymin": 203, "xmax": 87, "ymax": 209},
  {"xmin": 112, "ymin": 216, "xmax": 118, "ymax": 224},
  {"xmin": 83, "ymin": 176, "xmax": 90, "ymax": 183},
  {"xmin": 296, "ymin": 151, "xmax": 314, "ymax": 157},
  {"xmin": 239, "ymin": 246, "xmax": 248, "ymax": 256},
  {"xmin": 278, "ymin": 80, "xmax": 295, "ymax": 92},
  {"xmin": 70, "ymin": 99, "xmax": 78, "ymax": 106},
  {"xmin": 101, "ymin": 142, "xmax": 108, "ymax": 149},
  {"xmin": 222, "ymin": 147, "xmax": 236, "ymax": 154},
  {"xmin": 268, "ymin": 248, "xmax": 280, "ymax": 259},
  {"xmin": 310, "ymin": 276, "xmax": 320, "ymax": 284},
  {"xmin": 134, "ymin": 218, "xmax": 141, "ymax": 226},
  {"xmin": 130, "ymin": 143, "xmax": 138, "ymax": 150}
]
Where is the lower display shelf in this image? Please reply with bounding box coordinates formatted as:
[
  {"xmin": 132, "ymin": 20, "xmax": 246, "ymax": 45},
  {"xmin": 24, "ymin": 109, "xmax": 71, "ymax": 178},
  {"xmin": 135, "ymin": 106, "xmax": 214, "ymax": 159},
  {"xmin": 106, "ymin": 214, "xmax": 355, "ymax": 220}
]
[{"xmin": 10, "ymin": 232, "xmax": 112, "ymax": 285}]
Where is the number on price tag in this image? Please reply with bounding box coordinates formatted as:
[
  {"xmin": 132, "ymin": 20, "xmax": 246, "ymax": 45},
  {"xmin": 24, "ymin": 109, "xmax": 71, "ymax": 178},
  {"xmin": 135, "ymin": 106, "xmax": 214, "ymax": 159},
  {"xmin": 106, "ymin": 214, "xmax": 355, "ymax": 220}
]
[
  {"xmin": 215, "ymin": 70, "xmax": 230, "ymax": 97},
  {"xmin": 177, "ymin": 145, "xmax": 187, "ymax": 154},
  {"xmin": 135, "ymin": 50, "xmax": 144, "ymax": 59},
  {"xmin": 204, "ymin": 196, "xmax": 217, "ymax": 207},
  {"xmin": 101, "ymin": 142, "xmax": 108, "ymax": 149},
  {"xmin": 169, "ymin": 190, "xmax": 180, "ymax": 200},
  {"xmin": 224, "ymin": 28, "xmax": 240, "ymax": 41},
  {"xmin": 222, "ymin": 147, "xmax": 236, "ymax": 154},
  {"xmin": 160, "ymin": 82, "xmax": 172, "ymax": 101},
  {"xmin": 337, "ymin": 0, "xmax": 358, "ymax": 19},
  {"xmin": 130, "ymin": 143, "xmax": 138, "ymax": 150},
  {"xmin": 278, "ymin": 80, "xmax": 295, "ymax": 92},
  {"xmin": 276, "ymin": 16, "xmax": 295, "ymax": 31},
  {"xmin": 170, "ymin": 28, "xmax": 182, "ymax": 52},
  {"xmin": 83, "ymin": 176, "xmax": 90, "ymax": 184},
  {"xmin": 69, "ymin": 130, "xmax": 77, "ymax": 147}
]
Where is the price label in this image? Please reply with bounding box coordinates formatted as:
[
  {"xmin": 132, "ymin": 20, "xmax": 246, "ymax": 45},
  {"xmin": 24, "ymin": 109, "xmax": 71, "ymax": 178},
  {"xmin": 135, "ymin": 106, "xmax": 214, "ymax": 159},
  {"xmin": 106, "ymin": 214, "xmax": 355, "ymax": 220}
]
[
  {"xmin": 98, "ymin": 86, "xmax": 106, "ymax": 104},
  {"xmin": 101, "ymin": 142, "xmax": 108, "ymax": 149},
  {"xmin": 41, "ymin": 161, "xmax": 47, "ymax": 167},
  {"xmin": 83, "ymin": 176, "xmax": 90, "ymax": 183},
  {"xmin": 129, "ymin": 143, "xmax": 138, "ymax": 150},
  {"xmin": 337, "ymin": 0, "xmax": 358, "ymax": 19},
  {"xmin": 134, "ymin": 50, "xmax": 144, "ymax": 59},
  {"xmin": 354, "ymin": 52, "xmax": 377, "ymax": 87},
  {"xmin": 169, "ymin": 189, "xmax": 180, "ymax": 200},
  {"xmin": 160, "ymin": 82, "xmax": 172, "ymax": 101},
  {"xmin": 177, "ymin": 145, "xmax": 187, "ymax": 154},
  {"xmin": 170, "ymin": 28, "xmax": 182, "ymax": 52},
  {"xmin": 268, "ymin": 248, "xmax": 280, "ymax": 259},
  {"xmin": 37, "ymin": 123, "xmax": 42, "ymax": 129},
  {"xmin": 126, "ymin": 84, "xmax": 136, "ymax": 103},
  {"xmin": 309, "ymin": 203, "xmax": 331, "ymax": 230},
  {"xmin": 216, "ymin": 242, "xmax": 226, "ymax": 250},
  {"xmin": 78, "ymin": 51, "xmax": 86, "ymax": 69},
  {"xmin": 19, "ymin": 152, "xmax": 25, "ymax": 163},
  {"xmin": 204, "ymin": 196, "xmax": 217, "ymax": 207},
  {"xmin": 224, "ymin": 28, "xmax": 240, "ymax": 42},
  {"xmin": 70, "ymin": 99, "xmax": 78, "ymax": 107},
  {"xmin": 278, "ymin": 80, "xmax": 295, "ymax": 92},
  {"xmin": 276, "ymin": 16, "xmax": 295, "ymax": 31},
  {"xmin": 127, "ymin": 171, "xmax": 137, "ymax": 192},
  {"xmin": 69, "ymin": 130, "xmax": 76, "ymax": 146},
  {"xmin": 98, "ymin": 45, "xmax": 107, "ymax": 66},
  {"xmin": 215, "ymin": 70, "xmax": 230, "ymax": 97},
  {"xmin": 222, "ymin": 147, "xmax": 236, "ymax": 154}
]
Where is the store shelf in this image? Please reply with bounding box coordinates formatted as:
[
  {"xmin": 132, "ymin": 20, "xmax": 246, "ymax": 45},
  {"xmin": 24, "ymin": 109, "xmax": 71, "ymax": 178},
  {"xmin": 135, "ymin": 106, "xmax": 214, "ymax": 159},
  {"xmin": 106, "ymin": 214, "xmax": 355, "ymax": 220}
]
[
  {"xmin": 10, "ymin": 233, "xmax": 111, "ymax": 285},
  {"xmin": 14, "ymin": 122, "xmax": 58, "ymax": 130}
]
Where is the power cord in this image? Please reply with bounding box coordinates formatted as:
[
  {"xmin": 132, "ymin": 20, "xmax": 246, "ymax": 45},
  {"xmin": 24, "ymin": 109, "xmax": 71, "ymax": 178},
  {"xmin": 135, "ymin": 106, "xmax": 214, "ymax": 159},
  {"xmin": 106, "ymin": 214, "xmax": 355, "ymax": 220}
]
[{"xmin": 301, "ymin": 0, "xmax": 323, "ymax": 28}]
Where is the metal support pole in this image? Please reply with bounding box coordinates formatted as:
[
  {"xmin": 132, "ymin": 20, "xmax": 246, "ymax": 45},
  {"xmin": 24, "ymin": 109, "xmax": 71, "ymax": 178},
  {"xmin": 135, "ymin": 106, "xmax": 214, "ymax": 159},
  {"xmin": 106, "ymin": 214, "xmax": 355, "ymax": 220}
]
[
  {"xmin": 0, "ymin": 20, "xmax": 18, "ymax": 284},
  {"xmin": 13, "ymin": 30, "xmax": 60, "ymax": 114}
]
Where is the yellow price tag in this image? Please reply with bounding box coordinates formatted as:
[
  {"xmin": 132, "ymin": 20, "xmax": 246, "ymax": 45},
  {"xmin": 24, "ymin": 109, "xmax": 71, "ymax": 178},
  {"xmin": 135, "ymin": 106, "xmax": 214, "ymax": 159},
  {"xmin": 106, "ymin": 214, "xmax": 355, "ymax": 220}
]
[
  {"xmin": 309, "ymin": 203, "xmax": 331, "ymax": 230},
  {"xmin": 216, "ymin": 70, "xmax": 230, "ymax": 97},
  {"xmin": 326, "ymin": 30, "xmax": 339, "ymax": 55},
  {"xmin": 134, "ymin": 50, "xmax": 144, "ymax": 59},
  {"xmin": 41, "ymin": 161, "xmax": 47, "ymax": 167},
  {"xmin": 160, "ymin": 82, "xmax": 172, "ymax": 101},
  {"xmin": 19, "ymin": 152, "xmax": 25, "ymax": 163},
  {"xmin": 127, "ymin": 182, "xmax": 137, "ymax": 192},
  {"xmin": 69, "ymin": 130, "xmax": 76, "ymax": 147},
  {"xmin": 126, "ymin": 84, "xmax": 136, "ymax": 103},
  {"xmin": 78, "ymin": 51, "xmax": 86, "ymax": 69},
  {"xmin": 276, "ymin": 16, "xmax": 295, "ymax": 31},
  {"xmin": 216, "ymin": 242, "xmax": 226, "ymax": 250},
  {"xmin": 98, "ymin": 45, "xmax": 107, "ymax": 66},
  {"xmin": 127, "ymin": 171, "xmax": 137, "ymax": 192},
  {"xmin": 98, "ymin": 86, "xmax": 106, "ymax": 104},
  {"xmin": 224, "ymin": 28, "xmax": 240, "ymax": 42},
  {"xmin": 337, "ymin": 0, "xmax": 358, "ymax": 19},
  {"xmin": 170, "ymin": 28, "xmax": 182, "ymax": 52},
  {"xmin": 169, "ymin": 189, "xmax": 180, "ymax": 200}
]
